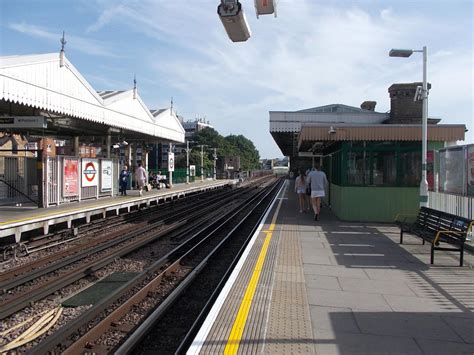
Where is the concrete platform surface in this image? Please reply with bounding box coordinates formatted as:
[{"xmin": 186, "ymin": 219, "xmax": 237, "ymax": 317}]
[{"xmin": 190, "ymin": 180, "xmax": 474, "ymax": 355}]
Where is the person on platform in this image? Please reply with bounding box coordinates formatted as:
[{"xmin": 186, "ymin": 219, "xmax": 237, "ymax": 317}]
[
  {"xmin": 119, "ymin": 165, "xmax": 129, "ymax": 196},
  {"xmin": 135, "ymin": 163, "xmax": 147, "ymax": 196},
  {"xmin": 295, "ymin": 169, "xmax": 309, "ymax": 213},
  {"xmin": 307, "ymin": 164, "xmax": 328, "ymax": 220}
]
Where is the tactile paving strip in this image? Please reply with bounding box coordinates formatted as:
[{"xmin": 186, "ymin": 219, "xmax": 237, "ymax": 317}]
[{"xmin": 263, "ymin": 219, "xmax": 315, "ymax": 355}]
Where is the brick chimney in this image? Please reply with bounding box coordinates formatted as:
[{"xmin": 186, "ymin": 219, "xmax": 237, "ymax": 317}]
[
  {"xmin": 360, "ymin": 101, "xmax": 376, "ymax": 111},
  {"xmin": 387, "ymin": 82, "xmax": 431, "ymax": 124}
]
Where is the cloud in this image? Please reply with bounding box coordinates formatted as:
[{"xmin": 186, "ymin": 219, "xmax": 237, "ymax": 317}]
[
  {"xmin": 8, "ymin": 22, "xmax": 120, "ymax": 58},
  {"xmin": 84, "ymin": 1, "xmax": 474, "ymax": 156}
]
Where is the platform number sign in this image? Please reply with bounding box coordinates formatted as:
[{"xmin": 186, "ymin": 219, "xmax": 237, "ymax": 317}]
[
  {"xmin": 168, "ymin": 152, "xmax": 175, "ymax": 172},
  {"xmin": 82, "ymin": 159, "xmax": 98, "ymax": 187}
]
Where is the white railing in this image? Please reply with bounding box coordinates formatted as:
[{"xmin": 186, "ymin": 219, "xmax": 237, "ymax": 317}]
[{"xmin": 428, "ymin": 191, "xmax": 473, "ymax": 219}]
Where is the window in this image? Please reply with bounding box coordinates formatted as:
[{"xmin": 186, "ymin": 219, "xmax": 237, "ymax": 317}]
[
  {"xmin": 372, "ymin": 151, "xmax": 396, "ymax": 185},
  {"xmin": 347, "ymin": 151, "xmax": 367, "ymax": 185}
]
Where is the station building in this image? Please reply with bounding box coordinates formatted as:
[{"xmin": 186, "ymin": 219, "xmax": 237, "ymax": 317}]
[
  {"xmin": 270, "ymin": 83, "xmax": 466, "ymax": 222},
  {"xmin": 0, "ymin": 52, "xmax": 185, "ymax": 207}
]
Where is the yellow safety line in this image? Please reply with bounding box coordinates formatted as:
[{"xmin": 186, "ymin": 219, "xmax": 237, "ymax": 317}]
[{"xmin": 224, "ymin": 193, "xmax": 283, "ymax": 354}]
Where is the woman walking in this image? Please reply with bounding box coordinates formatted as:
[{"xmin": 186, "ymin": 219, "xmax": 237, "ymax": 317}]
[{"xmin": 295, "ymin": 169, "xmax": 309, "ymax": 213}]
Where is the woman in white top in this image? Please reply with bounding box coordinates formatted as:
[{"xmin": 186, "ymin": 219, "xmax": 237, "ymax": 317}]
[{"xmin": 295, "ymin": 169, "xmax": 309, "ymax": 213}]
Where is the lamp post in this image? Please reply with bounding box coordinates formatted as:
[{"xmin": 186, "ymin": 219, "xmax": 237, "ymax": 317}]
[
  {"xmin": 389, "ymin": 46, "xmax": 428, "ymax": 207},
  {"xmin": 197, "ymin": 144, "xmax": 208, "ymax": 182},
  {"xmin": 185, "ymin": 140, "xmax": 192, "ymax": 184},
  {"xmin": 212, "ymin": 148, "xmax": 217, "ymax": 180}
]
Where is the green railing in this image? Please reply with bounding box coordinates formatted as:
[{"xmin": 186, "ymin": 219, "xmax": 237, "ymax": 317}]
[{"xmin": 148, "ymin": 168, "xmax": 212, "ymax": 184}]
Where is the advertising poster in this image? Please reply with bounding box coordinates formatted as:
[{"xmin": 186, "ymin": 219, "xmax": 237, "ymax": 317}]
[
  {"xmin": 63, "ymin": 159, "xmax": 79, "ymax": 197},
  {"xmin": 82, "ymin": 159, "xmax": 98, "ymax": 187},
  {"xmin": 101, "ymin": 160, "xmax": 113, "ymax": 192},
  {"xmin": 468, "ymin": 145, "xmax": 474, "ymax": 196}
]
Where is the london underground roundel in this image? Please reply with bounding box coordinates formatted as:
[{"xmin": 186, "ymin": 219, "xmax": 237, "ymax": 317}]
[{"xmin": 82, "ymin": 159, "xmax": 98, "ymax": 187}]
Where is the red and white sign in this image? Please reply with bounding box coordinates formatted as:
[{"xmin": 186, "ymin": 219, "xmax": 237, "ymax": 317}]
[
  {"xmin": 63, "ymin": 158, "xmax": 79, "ymax": 196},
  {"xmin": 82, "ymin": 159, "xmax": 98, "ymax": 187},
  {"xmin": 168, "ymin": 152, "xmax": 175, "ymax": 172}
]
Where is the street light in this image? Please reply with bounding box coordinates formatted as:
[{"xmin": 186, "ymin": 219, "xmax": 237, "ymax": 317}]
[
  {"xmin": 196, "ymin": 144, "xmax": 208, "ymax": 182},
  {"xmin": 212, "ymin": 147, "xmax": 218, "ymax": 180},
  {"xmin": 185, "ymin": 140, "xmax": 195, "ymax": 184},
  {"xmin": 389, "ymin": 46, "xmax": 429, "ymax": 207}
]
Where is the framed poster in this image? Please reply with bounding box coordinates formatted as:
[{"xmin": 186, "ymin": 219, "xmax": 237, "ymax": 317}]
[
  {"xmin": 63, "ymin": 158, "xmax": 79, "ymax": 197},
  {"xmin": 101, "ymin": 160, "xmax": 113, "ymax": 192},
  {"xmin": 82, "ymin": 159, "xmax": 99, "ymax": 187}
]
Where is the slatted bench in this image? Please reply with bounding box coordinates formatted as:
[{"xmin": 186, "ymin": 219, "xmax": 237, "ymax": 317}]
[{"xmin": 395, "ymin": 207, "xmax": 473, "ymax": 266}]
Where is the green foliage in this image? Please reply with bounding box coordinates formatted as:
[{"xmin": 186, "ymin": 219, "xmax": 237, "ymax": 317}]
[{"xmin": 185, "ymin": 128, "xmax": 260, "ymax": 170}]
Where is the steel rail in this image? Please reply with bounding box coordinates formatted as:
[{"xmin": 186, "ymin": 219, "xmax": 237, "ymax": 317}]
[
  {"xmin": 118, "ymin": 179, "xmax": 283, "ymax": 354},
  {"xmin": 30, "ymin": 179, "xmax": 278, "ymax": 354},
  {"xmin": 0, "ymin": 185, "xmax": 237, "ymax": 290},
  {"xmin": 67, "ymin": 180, "xmax": 281, "ymax": 354},
  {"xmin": 0, "ymin": 185, "xmax": 254, "ymax": 320}
]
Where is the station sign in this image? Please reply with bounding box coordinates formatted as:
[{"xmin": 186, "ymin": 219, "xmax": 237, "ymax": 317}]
[
  {"xmin": 0, "ymin": 116, "xmax": 47, "ymax": 129},
  {"xmin": 63, "ymin": 158, "xmax": 79, "ymax": 197},
  {"xmin": 101, "ymin": 160, "xmax": 113, "ymax": 192},
  {"xmin": 168, "ymin": 152, "xmax": 175, "ymax": 172},
  {"xmin": 82, "ymin": 159, "xmax": 99, "ymax": 187},
  {"xmin": 190, "ymin": 165, "xmax": 196, "ymax": 177}
]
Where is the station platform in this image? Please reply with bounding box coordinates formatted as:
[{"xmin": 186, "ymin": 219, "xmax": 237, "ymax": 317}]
[
  {"xmin": 0, "ymin": 180, "xmax": 233, "ymax": 243},
  {"xmin": 188, "ymin": 180, "xmax": 474, "ymax": 355}
]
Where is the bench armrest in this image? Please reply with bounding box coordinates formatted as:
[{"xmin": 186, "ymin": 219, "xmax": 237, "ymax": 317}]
[
  {"xmin": 433, "ymin": 230, "xmax": 467, "ymax": 245},
  {"xmin": 394, "ymin": 213, "xmax": 418, "ymax": 224}
]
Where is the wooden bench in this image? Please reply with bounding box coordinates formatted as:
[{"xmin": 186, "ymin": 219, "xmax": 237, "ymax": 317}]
[{"xmin": 395, "ymin": 207, "xmax": 473, "ymax": 267}]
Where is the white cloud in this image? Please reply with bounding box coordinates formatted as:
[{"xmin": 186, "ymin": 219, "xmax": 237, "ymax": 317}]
[
  {"xmin": 8, "ymin": 22, "xmax": 120, "ymax": 58},
  {"xmin": 84, "ymin": 1, "xmax": 474, "ymax": 156}
]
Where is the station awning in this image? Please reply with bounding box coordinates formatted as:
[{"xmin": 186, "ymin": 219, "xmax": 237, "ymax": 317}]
[
  {"xmin": 298, "ymin": 124, "xmax": 466, "ymax": 151},
  {"xmin": 0, "ymin": 53, "xmax": 185, "ymax": 143}
]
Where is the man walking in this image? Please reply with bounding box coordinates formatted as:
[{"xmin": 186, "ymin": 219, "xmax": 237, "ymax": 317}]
[
  {"xmin": 307, "ymin": 164, "xmax": 328, "ymax": 220},
  {"xmin": 135, "ymin": 163, "xmax": 147, "ymax": 196}
]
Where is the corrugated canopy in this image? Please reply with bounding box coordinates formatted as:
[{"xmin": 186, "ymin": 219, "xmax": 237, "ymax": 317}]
[
  {"xmin": 298, "ymin": 124, "xmax": 466, "ymax": 150},
  {"xmin": 0, "ymin": 53, "xmax": 184, "ymax": 143}
]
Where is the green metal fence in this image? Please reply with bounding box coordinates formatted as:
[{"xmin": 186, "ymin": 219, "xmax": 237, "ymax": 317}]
[{"xmin": 148, "ymin": 168, "xmax": 212, "ymax": 184}]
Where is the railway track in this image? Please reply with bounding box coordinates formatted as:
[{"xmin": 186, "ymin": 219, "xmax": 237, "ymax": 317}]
[
  {"xmin": 26, "ymin": 178, "xmax": 283, "ymax": 354},
  {"xmin": 0, "ymin": 183, "xmax": 261, "ymax": 320}
]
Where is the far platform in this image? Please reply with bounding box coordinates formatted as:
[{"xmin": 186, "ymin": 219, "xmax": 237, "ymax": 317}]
[
  {"xmin": 189, "ymin": 179, "xmax": 474, "ymax": 355},
  {"xmin": 0, "ymin": 179, "xmax": 233, "ymax": 243}
]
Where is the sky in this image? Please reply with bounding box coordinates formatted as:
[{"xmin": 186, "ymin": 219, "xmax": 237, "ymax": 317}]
[{"xmin": 1, "ymin": 0, "xmax": 473, "ymax": 158}]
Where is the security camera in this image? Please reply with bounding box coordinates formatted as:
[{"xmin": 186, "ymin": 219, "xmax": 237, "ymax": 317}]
[
  {"xmin": 121, "ymin": 140, "xmax": 128, "ymax": 146},
  {"xmin": 112, "ymin": 144, "xmax": 120, "ymax": 149},
  {"xmin": 218, "ymin": 0, "xmax": 251, "ymax": 42},
  {"xmin": 328, "ymin": 126, "xmax": 336, "ymax": 134}
]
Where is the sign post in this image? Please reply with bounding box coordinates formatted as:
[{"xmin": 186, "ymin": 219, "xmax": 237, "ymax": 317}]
[{"xmin": 168, "ymin": 148, "xmax": 174, "ymax": 187}]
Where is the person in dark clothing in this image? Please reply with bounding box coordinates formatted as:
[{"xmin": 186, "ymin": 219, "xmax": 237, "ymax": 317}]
[{"xmin": 119, "ymin": 165, "xmax": 130, "ymax": 196}]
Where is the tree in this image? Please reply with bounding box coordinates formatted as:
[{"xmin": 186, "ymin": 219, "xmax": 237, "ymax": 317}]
[{"xmin": 187, "ymin": 128, "xmax": 260, "ymax": 171}]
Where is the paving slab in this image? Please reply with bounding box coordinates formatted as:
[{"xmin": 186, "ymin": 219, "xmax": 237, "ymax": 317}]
[
  {"xmin": 303, "ymin": 264, "xmax": 369, "ymax": 279},
  {"xmin": 415, "ymin": 338, "xmax": 474, "ymax": 355},
  {"xmin": 305, "ymin": 275, "xmax": 342, "ymax": 291},
  {"xmin": 307, "ymin": 288, "xmax": 392, "ymax": 311},
  {"xmin": 313, "ymin": 329, "xmax": 422, "ymax": 355},
  {"xmin": 338, "ymin": 277, "xmax": 417, "ymax": 296},
  {"xmin": 353, "ymin": 311, "xmax": 464, "ymax": 342},
  {"xmin": 309, "ymin": 306, "xmax": 360, "ymax": 334}
]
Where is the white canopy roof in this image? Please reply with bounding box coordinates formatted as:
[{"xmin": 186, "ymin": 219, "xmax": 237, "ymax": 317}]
[{"xmin": 0, "ymin": 53, "xmax": 184, "ymax": 142}]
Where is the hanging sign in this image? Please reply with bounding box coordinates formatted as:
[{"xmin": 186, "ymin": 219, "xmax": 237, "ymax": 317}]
[
  {"xmin": 82, "ymin": 159, "xmax": 98, "ymax": 187},
  {"xmin": 168, "ymin": 152, "xmax": 175, "ymax": 172},
  {"xmin": 63, "ymin": 158, "xmax": 79, "ymax": 197},
  {"xmin": 101, "ymin": 160, "xmax": 113, "ymax": 192}
]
